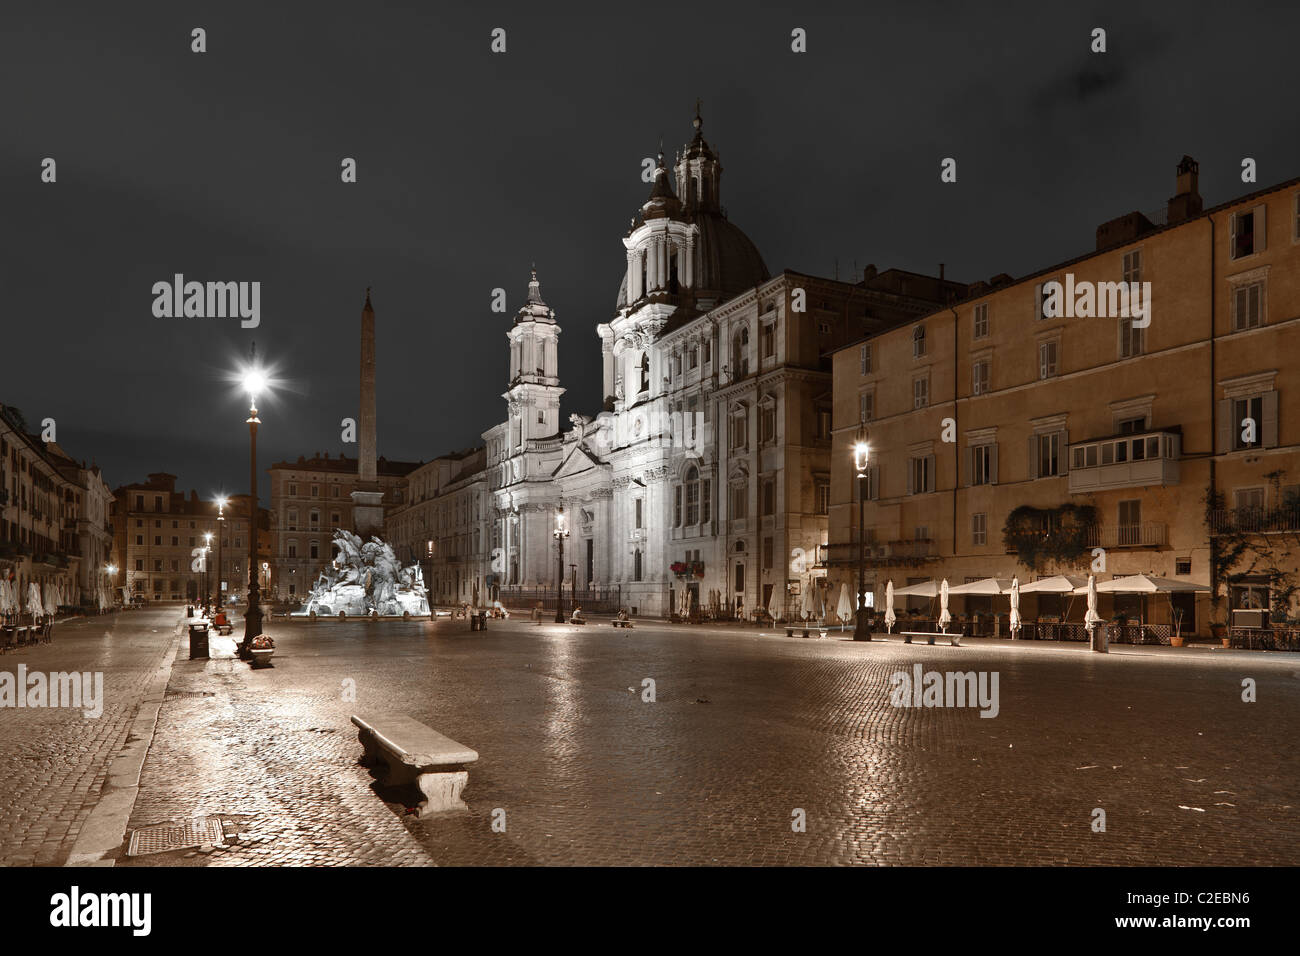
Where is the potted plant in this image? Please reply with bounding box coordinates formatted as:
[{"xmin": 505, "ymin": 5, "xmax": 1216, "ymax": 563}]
[
  {"xmin": 249, "ymin": 633, "xmax": 275, "ymax": 667},
  {"xmin": 1209, "ymin": 614, "xmax": 1227, "ymax": 644}
]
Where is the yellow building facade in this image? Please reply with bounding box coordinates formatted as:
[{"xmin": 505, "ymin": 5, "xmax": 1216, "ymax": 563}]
[{"xmin": 828, "ymin": 161, "xmax": 1300, "ymax": 637}]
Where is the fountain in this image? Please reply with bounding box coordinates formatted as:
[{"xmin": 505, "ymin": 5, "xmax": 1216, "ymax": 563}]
[{"xmin": 293, "ymin": 529, "xmax": 429, "ymax": 618}]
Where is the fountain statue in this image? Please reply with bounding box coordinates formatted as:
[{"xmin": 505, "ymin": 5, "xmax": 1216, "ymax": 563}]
[{"xmin": 293, "ymin": 529, "xmax": 429, "ymax": 617}]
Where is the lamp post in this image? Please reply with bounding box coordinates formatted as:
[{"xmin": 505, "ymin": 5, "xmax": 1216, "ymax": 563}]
[
  {"xmin": 553, "ymin": 506, "xmax": 569, "ymax": 623},
  {"xmin": 105, "ymin": 564, "xmax": 117, "ymax": 612},
  {"xmin": 203, "ymin": 532, "xmax": 214, "ymax": 612},
  {"xmin": 239, "ymin": 363, "xmax": 268, "ymax": 658},
  {"xmin": 215, "ymin": 496, "xmax": 227, "ymax": 611},
  {"xmin": 853, "ymin": 427, "xmax": 871, "ymax": 641}
]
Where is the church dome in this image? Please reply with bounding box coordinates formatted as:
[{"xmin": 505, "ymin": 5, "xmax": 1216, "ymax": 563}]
[{"xmin": 616, "ymin": 113, "xmax": 768, "ymax": 310}]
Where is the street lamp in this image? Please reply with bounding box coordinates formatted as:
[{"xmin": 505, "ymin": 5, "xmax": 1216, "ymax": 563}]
[
  {"xmin": 214, "ymin": 495, "xmax": 228, "ymax": 610},
  {"xmin": 239, "ymin": 359, "xmax": 269, "ymax": 658},
  {"xmin": 553, "ymin": 506, "xmax": 570, "ymax": 623},
  {"xmin": 105, "ymin": 563, "xmax": 117, "ymax": 611},
  {"xmin": 203, "ymin": 532, "xmax": 214, "ymax": 611},
  {"xmin": 853, "ymin": 426, "xmax": 871, "ymax": 641}
]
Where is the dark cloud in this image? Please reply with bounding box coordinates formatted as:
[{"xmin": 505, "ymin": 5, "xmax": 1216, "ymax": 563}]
[{"xmin": 2, "ymin": 0, "xmax": 1297, "ymax": 498}]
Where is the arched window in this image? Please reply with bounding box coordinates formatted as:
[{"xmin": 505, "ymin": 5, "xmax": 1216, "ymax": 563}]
[
  {"xmin": 639, "ymin": 353, "xmax": 650, "ymax": 394},
  {"xmin": 633, "ymin": 548, "xmax": 643, "ymax": 582},
  {"xmin": 668, "ymin": 249, "xmax": 680, "ymax": 294},
  {"xmin": 684, "ymin": 465, "xmax": 700, "ymax": 526}
]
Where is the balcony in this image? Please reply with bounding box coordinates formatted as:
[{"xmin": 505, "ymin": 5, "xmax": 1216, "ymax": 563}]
[
  {"xmin": 1068, "ymin": 430, "xmax": 1180, "ymax": 494},
  {"xmin": 1083, "ymin": 522, "xmax": 1167, "ymax": 549},
  {"xmin": 1209, "ymin": 506, "xmax": 1300, "ymax": 535},
  {"xmin": 824, "ymin": 538, "xmax": 935, "ymax": 567}
]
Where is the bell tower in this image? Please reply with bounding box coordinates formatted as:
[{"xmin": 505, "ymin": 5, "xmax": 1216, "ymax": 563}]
[{"xmin": 504, "ymin": 268, "xmax": 565, "ymax": 447}]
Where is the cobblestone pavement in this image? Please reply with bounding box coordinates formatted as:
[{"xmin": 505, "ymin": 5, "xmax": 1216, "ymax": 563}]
[
  {"xmin": 0, "ymin": 607, "xmax": 176, "ymax": 866},
  {"xmin": 115, "ymin": 615, "xmax": 1299, "ymax": 866}
]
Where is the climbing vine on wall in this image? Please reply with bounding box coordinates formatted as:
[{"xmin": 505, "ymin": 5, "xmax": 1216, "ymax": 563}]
[{"xmin": 1002, "ymin": 504, "xmax": 1098, "ymax": 572}]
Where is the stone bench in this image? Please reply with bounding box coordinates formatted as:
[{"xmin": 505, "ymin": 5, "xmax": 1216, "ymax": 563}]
[
  {"xmin": 612, "ymin": 619, "xmax": 633, "ymax": 628},
  {"xmin": 900, "ymin": 630, "xmax": 962, "ymax": 646},
  {"xmin": 351, "ymin": 713, "xmax": 478, "ymax": 817}
]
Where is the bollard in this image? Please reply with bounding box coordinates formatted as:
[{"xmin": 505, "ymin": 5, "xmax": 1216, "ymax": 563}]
[{"xmin": 1090, "ymin": 625, "xmax": 1109, "ymax": 653}]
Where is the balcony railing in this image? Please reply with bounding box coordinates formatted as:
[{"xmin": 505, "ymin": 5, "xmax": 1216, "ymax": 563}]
[
  {"xmin": 824, "ymin": 539, "xmax": 935, "ymax": 567},
  {"xmin": 1209, "ymin": 507, "xmax": 1300, "ymax": 535},
  {"xmin": 1083, "ymin": 523, "xmax": 1167, "ymax": 548}
]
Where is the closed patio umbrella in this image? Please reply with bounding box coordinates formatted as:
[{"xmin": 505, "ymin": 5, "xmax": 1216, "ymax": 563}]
[
  {"xmin": 1085, "ymin": 574, "xmax": 1103, "ymax": 629},
  {"xmin": 938, "ymin": 579, "xmax": 951, "ymax": 632},
  {"xmin": 801, "ymin": 577, "xmax": 815, "ymax": 620},
  {"xmin": 1009, "ymin": 577, "xmax": 1022, "ymax": 637},
  {"xmin": 884, "ymin": 580, "xmax": 896, "ymax": 634},
  {"xmin": 768, "ymin": 584, "xmax": 783, "ymax": 623},
  {"xmin": 27, "ymin": 583, "xmax": 43, "ymax": 618},
  {"xmin": 836, "ymin": 582, "xmax": 853, "ymax": 630}
]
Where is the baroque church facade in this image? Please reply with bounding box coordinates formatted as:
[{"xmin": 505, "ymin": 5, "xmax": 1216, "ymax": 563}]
[{"xmin": 480, "ymin": 113, "xmax": 960, "ymax": 617}]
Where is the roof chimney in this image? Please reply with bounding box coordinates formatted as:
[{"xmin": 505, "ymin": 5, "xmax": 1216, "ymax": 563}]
[{"xmin": 1167, "ymin": 155, "xmax": 1202, "ymax": 225}]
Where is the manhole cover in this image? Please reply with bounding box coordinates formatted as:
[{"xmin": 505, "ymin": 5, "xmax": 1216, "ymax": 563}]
[
  {"xmin": 127, "ymin": 816, "xmax": 226, "ymax": 856},
  {"xmin": 165, "ymin": 690, "xmax": 216, "ymax": 699}
]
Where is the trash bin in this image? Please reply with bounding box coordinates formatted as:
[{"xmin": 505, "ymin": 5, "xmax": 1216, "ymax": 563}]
[
  {"xmin": 186, "ymin": 605, "xmax": 194, "ymax": 618},
  {"xmin": 478, "ymin": 610, "xmax": 487, "ymax": 631},
  {"xmin": 1091, "ymin": 624, "xmax": 1110, "ymax": 654},
  {"xmin": 469, "ymin": 613, "xmax": 479, "ymax": 632},
  {"xmin": 188, "ymin": 622, "xmax": 210, "ymax": 660}
]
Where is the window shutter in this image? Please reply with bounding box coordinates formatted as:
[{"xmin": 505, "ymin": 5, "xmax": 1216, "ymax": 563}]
[
  {"xmin": 963, "ymin": 446, "xmax": 972, "ymax": 487},
  {"xmin": 1027, "ymin": 436, "xmax": 1039, "ymax": 479},
  {"xmin": 1033, "ymin": 283, "xmax": 1042, "ymax": 320},
  {"xmin": 926, "ymin": 454, "xmax": 936, "ymax": 493},
  {"xmin": 1058, "ymin": 430, "xmax": 1069, "ymax": 474},
  {"xmin": 1215, "ymin": 398, "xmax": 1233, "ymax": 453},
  {"xmin": 906, "ymin": 460, "xmax": 914, "ymax": 495},
  {"xmin": 990, "ymin": 443, "xmax": 999, "ymax": 484},
  {"xmin": 1261, "ymin": 391, "xmax": 1279, "ymax": 448},
  {"xmin": 1255, "ymin": 204, "xmax": 1267, "ymax": 252},
  {"xmin": 871, "ymin": 464, "xmax": 880, "ymax": 500},
  {"xmin": 1230, "ymin": 213, "xmax": 1239, "ymax": 258}
]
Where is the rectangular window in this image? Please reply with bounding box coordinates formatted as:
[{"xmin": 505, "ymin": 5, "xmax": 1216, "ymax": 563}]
[
  {"xmin": 1036, "ymin": 282, "xmax": 1053, "ymax": 320},
  {"xmin": 1038, "ymin": 341, "xmax": 1058, "ymax": 379},
  {"xmin": 634, "ymin": 498, "xmax": 643, "ymax": 529},
  {"xmin": 816, "ymin": 409, "xmax": 831, "ymax": 439},
  {"xmin": 730, "ymin": 413, "xmax": 748, "ymax": 451},
  {"xmin": 859, "ymin": 344, "xmax": 872, "ymax": 375},
  {"xmin": 311, "ymin": 484, "xmax": 319, "ymax": 497},
  {"xmin": 815, "ymin": 482, "xmax": 830, "ymax": 515},
  {"xmin": 761, "ymin": 323, "xmax": 775, "ymax": 358},
  {"xmin": 909, "ymin": 456, "xmax": 932, "ymax": 494},
  {"xmin": 701, "ymin": 480, "xmax": 711, "ymax": 524},
  {"xmin": 1234, "ymin": 487, "xmax": 1265, "ymax": 511},
  {"xmin": 287, "ymin": 483, "xmax": 297, "ymax": 497},
  {"xmin": 1122, "ymin": 249, "xmax": 1142, "ymax": 284},
  {"xmin": 1232, "ymin": 280, "xmax": 1264, "ymax": 330},
  {"xmin": 153, "ymin": 536, "xmax": 161, "ymax": 546},
  {"xmin": 972, "ymin": 303, "xmax": 989, "ymax": 339},
  {"xmin": 972, "ymin": 360, "xmax": 989, "ymax": 395},
  {"xmin": 761, "ymin": 478, "xmax": 775, "ymax": 516},
  {"xmin": 1118, "ymin": 500, "xmax": 1141, "ymax": 544},
  {"xmin": 762, "ymin": 536, "xmax": 774, "ymax": 570},
  {"xmin": 1038, "ymin": 432, "xmax": 1060, "ymax": 477},
  {"xmin": 912, "ymin": 325, "xmax": 926, "ymax": 358},
  {"xmin": 971, "ymin": 445, "xmax": 991, "ymax": 485},
  {"xmin": 730, "ymin": 484, "xmax": 747, "ymax": 519},
  {"xmin": 859, "ymin": 392, "xmax": 873, "ymax": 423},
  {"xmin": 685, "ymin": 481, "xmax": 700, "ymax": 526},
  {"xmin": 1231, "ymin": 206, "xmax": 1264, "ymax": 259},
  {"xmin": 1119, "ymin": 316, "xmax": 1144, "ymax": 357},
  {"xmin": 972, "ymin": 512, "xmax": 987, "ymax": 546},
  {"xmin": 913, "ymin": 376, "xmax": 929, "ymax": 409},
  {"xmin": 1232, "ymin": 396, "xmax": 1264, "ymax": 450},
  {"xmin": 310, "ymin": 541, "xmax": 319, "ymax": 559},
  {"xmin": 760, "ymin": 405, "xmax": 776, "ymax": 443}
]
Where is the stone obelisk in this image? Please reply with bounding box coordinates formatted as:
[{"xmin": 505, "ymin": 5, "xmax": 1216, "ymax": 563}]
[{"xmin": 351, "ymin": 288, "xmax": 385, "ymax": 539}]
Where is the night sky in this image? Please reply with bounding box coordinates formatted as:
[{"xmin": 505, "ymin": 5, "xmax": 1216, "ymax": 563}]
[{"xmin": 5, "ymin": 1, "xmax": 1298, "ymax": 500}]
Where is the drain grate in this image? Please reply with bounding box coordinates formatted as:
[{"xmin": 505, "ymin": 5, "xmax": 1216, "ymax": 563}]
[{"xmin": 127, "ymin": 816, "xmax": 226, "ymax": 856}]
